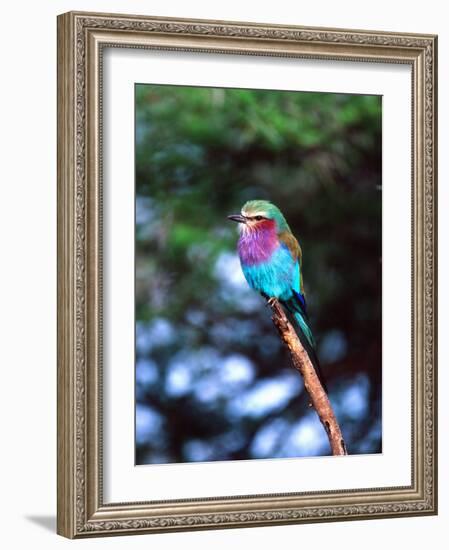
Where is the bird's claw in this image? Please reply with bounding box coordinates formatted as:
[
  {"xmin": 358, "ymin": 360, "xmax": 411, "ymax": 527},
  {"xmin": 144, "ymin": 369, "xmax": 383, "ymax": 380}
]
[{"xmin": 267, "ymin": 297, "xmax": 277, "ymax": 307}]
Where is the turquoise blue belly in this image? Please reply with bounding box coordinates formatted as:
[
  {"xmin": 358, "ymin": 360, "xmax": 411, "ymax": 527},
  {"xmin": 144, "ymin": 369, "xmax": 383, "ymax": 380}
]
[{"xmin": 240, "ymin": 245, "xmax": 299, "ymax": 301}]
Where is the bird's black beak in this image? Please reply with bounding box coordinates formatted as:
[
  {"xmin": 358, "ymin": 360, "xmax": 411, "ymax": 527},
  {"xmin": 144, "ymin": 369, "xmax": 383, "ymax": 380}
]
[{"xmin": 227, "ymin": 214, "xmax": 247, "ymax": 224}]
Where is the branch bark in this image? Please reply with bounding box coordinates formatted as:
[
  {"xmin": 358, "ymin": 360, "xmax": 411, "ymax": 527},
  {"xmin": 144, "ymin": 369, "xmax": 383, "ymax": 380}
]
[{"xmin": 268, "ymin": 299, "xmax": 347, "ymax": 456}]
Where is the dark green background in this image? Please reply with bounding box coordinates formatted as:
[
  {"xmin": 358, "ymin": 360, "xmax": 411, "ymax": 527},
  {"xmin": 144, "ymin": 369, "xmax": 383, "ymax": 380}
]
[{"xmin": 135, "ymin": 84, "xmax": 382, "ymax": 464}]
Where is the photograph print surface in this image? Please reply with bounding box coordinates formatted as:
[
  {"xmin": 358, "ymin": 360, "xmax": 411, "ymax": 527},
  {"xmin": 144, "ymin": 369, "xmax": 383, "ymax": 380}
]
[{"xmin": 134, "ymin": 84, "xmax": 382, "ymax": 465}]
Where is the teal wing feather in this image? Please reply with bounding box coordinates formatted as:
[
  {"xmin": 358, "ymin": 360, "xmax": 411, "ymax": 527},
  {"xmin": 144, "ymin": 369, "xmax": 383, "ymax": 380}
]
[
  {"xmin": 278, "ymin": 233, "xmax": 328, "ymax": 392},
  {"xmin": 279, "ymin": 230, "xmax": 304, "ymax": 295}
]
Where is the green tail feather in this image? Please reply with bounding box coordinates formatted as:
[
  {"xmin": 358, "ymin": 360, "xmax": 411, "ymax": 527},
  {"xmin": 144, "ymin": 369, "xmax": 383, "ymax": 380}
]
[{"xmin": 282, "ymin": 300, "xmax": 328, "ymax": 394}]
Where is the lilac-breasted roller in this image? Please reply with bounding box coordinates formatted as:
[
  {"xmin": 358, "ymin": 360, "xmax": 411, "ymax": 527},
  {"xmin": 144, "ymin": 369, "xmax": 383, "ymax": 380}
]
[{"xmin": 228, "ymin": 199, "xmax": 327, "ymax": 391}]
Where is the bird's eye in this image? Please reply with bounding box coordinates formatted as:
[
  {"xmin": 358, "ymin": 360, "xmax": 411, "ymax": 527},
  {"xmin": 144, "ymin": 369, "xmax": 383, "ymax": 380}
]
[{"xmin": 255, "ymin": 215, "xmax": 263, "ymax": 221}]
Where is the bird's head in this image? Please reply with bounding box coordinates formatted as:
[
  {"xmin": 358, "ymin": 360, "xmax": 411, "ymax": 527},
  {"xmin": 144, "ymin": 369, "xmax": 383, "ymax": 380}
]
[{"xmin": 227, "ymin": 200, "xmax": 289, "ymax": 234}]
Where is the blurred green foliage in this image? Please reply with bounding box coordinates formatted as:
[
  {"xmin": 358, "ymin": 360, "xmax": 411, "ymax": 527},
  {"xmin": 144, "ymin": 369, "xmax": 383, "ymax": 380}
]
[{"xmin": 135, "ymin": 84, "xmax": 382, "ymax": 464}]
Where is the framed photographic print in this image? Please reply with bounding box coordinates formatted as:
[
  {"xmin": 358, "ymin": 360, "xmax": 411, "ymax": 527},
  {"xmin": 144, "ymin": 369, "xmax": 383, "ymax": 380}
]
[{"xmin": 57, "ymin": 11, "xmax": 438, "ymax": 538}]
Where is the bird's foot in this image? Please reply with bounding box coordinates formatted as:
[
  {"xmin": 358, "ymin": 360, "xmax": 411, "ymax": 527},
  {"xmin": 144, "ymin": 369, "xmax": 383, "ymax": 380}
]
[{"xmin": 267, "ymin": 297, "xmax": 277, "ymax": 307}]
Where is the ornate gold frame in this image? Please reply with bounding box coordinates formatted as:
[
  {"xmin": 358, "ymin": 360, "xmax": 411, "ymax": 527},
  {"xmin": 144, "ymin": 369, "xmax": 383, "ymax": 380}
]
[{"xmin": 57, "ymin": 11, "xmax": 438, "ymax": 538}]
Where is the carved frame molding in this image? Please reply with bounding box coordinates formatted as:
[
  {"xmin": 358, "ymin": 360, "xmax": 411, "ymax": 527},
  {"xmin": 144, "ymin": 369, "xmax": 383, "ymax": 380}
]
[{"xmin": 57, "ymin": 11, "xmax": 437, "ymax": 538}]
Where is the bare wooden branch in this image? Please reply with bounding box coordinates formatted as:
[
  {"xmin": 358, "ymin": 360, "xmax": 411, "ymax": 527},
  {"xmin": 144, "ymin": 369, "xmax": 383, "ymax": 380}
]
[{"xmin": 268, "ymin": 299, "xmax": 347, "ymax": 456}]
